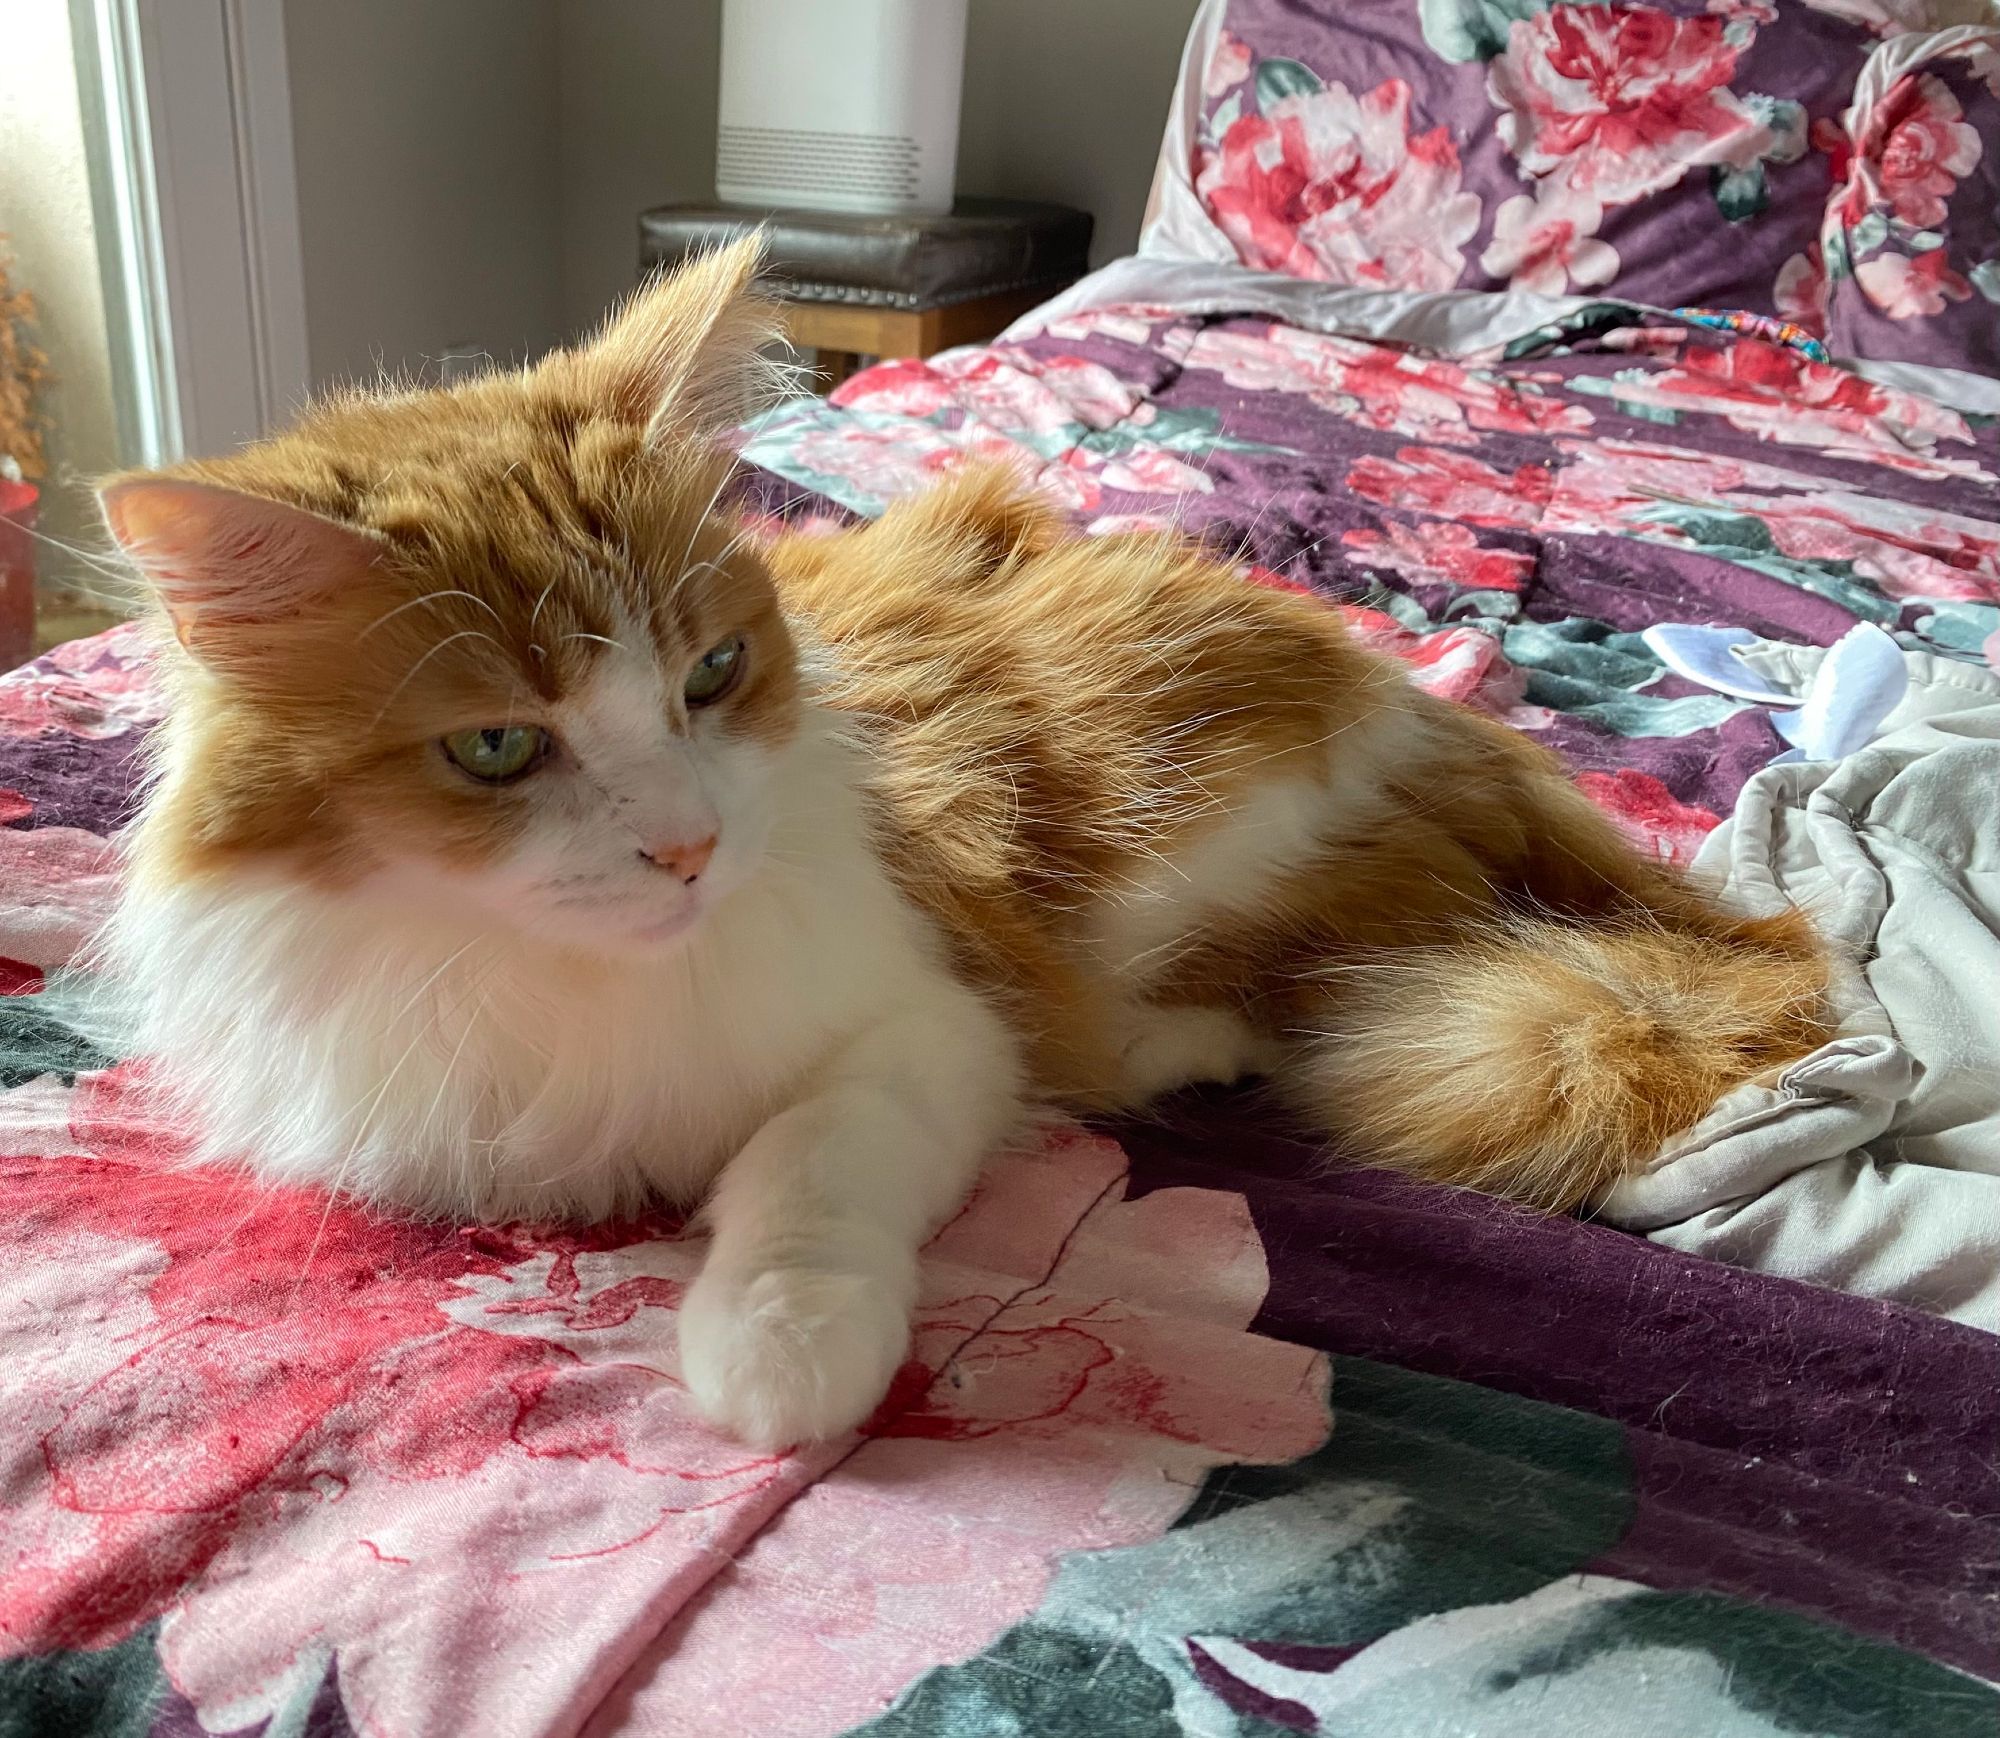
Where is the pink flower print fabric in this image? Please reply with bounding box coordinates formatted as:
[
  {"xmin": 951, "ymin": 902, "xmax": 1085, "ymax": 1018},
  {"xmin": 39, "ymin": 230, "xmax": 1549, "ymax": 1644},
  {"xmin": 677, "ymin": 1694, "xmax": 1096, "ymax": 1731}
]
[
  {"xmin": 1187, "ymin": 0, "xmax": 1946, "ymax": 327},
  {"xmin": 1808, "ymin": 32, "xmax": 2000, "ymax": 375}
]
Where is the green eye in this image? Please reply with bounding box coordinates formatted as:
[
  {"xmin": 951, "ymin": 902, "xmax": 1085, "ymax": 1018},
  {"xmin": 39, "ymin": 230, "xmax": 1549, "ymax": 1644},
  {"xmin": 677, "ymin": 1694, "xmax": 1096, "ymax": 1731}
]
[
  {"xmin": 684, "ymin": 636, "xmax": 745, "ymax": 707},
  {"xmin": 441, "ymin": 725, "xmax": 551, "ymax": 783}
]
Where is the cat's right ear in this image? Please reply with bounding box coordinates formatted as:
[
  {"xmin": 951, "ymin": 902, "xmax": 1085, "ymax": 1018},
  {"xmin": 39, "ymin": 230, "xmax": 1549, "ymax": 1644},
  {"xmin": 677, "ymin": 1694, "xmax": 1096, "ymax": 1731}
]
[
  {"xmin": 567, "ymin": 234, "xmax": 788, "ymax": 445},
  {"xmin": 100, "ymin": 478, "xmax": 383, "ymax": 658}
]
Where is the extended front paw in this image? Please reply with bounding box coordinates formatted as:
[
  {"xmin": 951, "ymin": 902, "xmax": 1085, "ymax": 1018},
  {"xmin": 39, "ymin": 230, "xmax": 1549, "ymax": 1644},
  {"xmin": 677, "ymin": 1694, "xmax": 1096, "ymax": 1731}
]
[{"xmin": 677, "ymin": 1261, "xmax": 913, "ymax": 1450}]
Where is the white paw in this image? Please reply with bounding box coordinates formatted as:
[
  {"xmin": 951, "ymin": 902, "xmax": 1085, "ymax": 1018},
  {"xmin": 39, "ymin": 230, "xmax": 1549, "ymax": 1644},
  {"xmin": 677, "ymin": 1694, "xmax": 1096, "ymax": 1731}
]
[
  {"xmin": 1118, "ymin": 1004, "xmax": 1283, "ymax": 1101},
  {"xmin": 677, "ymin": 1260, "xmax": 913, "ymax": 1450}
]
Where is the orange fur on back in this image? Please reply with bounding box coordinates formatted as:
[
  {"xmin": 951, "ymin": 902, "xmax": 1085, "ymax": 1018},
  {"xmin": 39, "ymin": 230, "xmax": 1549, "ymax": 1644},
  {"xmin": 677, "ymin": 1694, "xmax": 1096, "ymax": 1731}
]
[
  {"xmin": 771, "ymin": 465, "xmax": 1834, "ymax": 1208},
  {"xmin": 767, "ymin": 467, "xmax": 1403, "ymax": 1098}
]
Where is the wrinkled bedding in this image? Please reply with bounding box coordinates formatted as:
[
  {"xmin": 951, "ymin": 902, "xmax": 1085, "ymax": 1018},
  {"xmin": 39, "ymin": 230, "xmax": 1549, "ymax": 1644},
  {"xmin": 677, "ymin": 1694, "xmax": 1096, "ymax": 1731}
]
[
  {"xmin": 1, "ymin": 291, "xmax": 1997, "ymax": 1736},
  {"xmin": 1606, "ymin": 637, "xmax": 2000, "ymax": 1324}
]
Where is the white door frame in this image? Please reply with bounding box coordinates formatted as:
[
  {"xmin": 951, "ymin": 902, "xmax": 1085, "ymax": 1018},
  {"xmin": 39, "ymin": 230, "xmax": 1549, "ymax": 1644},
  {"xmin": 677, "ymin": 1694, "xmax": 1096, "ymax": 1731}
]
[{"xmin": 72, "ymin": 0, "xmax": 309, "ymax": 465}]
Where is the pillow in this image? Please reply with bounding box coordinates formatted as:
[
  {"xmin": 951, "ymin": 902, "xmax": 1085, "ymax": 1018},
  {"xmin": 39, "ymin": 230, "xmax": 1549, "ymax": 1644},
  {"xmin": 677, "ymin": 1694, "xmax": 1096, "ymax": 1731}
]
[
  {"xmin": 1804, "ymin": 27, "xmax": 2000, "ymax": 379},
  {"xmin": 1187, "ymin": 0, "xmax": 1946, "ymax": 314}
]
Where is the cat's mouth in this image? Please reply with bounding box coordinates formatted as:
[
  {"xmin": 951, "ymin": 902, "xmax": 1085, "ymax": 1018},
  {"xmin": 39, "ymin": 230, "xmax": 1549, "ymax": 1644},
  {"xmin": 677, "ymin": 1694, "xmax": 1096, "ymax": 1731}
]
[
  {"xmin": 526, "ymin": 867, "xmax": 720, "ymax": 949},
  {"xmin": 630, "ymin": 904, "xmax": 704, "ymax": 945}
]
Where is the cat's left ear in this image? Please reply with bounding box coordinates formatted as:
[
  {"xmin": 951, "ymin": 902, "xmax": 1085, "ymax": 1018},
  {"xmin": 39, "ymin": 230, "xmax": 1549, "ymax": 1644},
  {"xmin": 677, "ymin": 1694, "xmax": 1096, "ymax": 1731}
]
[
  {"xmin": 100, "ymin": 477, "xmax": 383, "ymax": 658},
  {"xmin": 567, "ymin": 234, "xmax": 787, "ymax": 444}
]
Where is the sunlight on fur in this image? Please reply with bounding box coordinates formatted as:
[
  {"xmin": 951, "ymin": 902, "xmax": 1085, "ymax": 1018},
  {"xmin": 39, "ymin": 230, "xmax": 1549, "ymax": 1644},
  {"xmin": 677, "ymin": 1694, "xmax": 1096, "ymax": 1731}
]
[{"xmin": 95, "ymin": 237, "xmax": 1834, "ymax": 1449}]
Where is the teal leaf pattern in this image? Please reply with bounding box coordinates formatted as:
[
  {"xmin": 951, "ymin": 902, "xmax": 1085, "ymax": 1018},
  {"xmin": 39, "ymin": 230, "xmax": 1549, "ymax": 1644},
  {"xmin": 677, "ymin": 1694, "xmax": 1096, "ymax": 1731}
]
[
  {"xmin": 1252, "ymin": 57, "xmax": 1322, "ymax": 110},
  {"xmin": 1911, "ymin": 599, "xmax": 2000, "ymax": 655},
  {"xmin": 1193, "ymin": 1585, "xmax": 2000, "ymax": 1737},
  {"xmin": 1848, "ymin": 211, "xmax": 1891, "ymax": 261},
  {"xmin": 1748, "ymin": 94, "xmax": 1807, "ymax": 166},
  {"xmin": 1629, "ymin": 507, "xmax": 1903, "ymax": 624},
  {"xmin": 1500, "ymin": 618, "xmax": 1748, "ymax": 738},
  {"xmin": 1710, "ymin": 97, "xmax": 1803, "ymax": 225},
  {"xmin": 845, "ymin": 1359, "xmax": 1997, "ymax": 1737},
  {"xmin": 1496, "ymin": 1591, "xmax": 2000, "ymax": 1738},
  {"xmin": 851, "ymin": 1359, "xmax": 1634, "ymax": 1736},
  {"xmin": 1712, "ymin": 163, "xmax": 1768, "ymax": 223},
  {"xmin": 1569, "ymin": 373, "xmax": 1684, "ymax": 423},
  {"xmin": 0, "ymin": 974, "xmax": 114, "ymax": 1090},
  {"xmin": 1419, "ymin": 0, "xmax": 1552, "ymax": 62},
  {"xmin": 0, "ymin": 1624, "xmax": 166, "ymax": 1738}
]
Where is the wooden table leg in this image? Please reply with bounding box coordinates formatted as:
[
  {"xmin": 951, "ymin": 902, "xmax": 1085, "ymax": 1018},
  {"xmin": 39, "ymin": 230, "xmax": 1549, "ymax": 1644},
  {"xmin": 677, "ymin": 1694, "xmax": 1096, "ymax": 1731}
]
[{"xmin": 812, "ymin": 349, "xmax": 863, "ymax": 392}]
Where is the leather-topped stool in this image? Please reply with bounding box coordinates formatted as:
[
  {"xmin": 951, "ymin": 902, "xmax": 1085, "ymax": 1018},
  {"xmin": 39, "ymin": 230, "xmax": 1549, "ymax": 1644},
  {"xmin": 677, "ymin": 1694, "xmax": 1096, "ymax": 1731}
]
[{"xmin": 637, "ymin": 197, "xmax": 1093, "ymax": 387}]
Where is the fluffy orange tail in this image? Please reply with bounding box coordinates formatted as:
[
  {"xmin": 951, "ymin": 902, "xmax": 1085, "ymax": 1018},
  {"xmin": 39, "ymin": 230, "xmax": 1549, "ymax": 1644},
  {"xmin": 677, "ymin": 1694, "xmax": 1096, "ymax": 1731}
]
[{"xmin": 1292, "ymin": 905, "xmax": 1830, "ymax": 1211}]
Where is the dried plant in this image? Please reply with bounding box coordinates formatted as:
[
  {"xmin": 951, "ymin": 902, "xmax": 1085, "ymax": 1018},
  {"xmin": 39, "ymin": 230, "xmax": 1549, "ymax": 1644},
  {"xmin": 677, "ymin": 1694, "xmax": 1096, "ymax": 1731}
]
[{"xmin": 0, "ymin": 241, "xmax": 51, "ymax": 481}]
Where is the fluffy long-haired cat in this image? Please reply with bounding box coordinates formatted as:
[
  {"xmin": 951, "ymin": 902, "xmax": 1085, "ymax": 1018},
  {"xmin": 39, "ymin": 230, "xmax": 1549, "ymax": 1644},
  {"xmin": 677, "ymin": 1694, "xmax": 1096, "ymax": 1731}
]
[{"xmin": 97, "ymin": 240, "xmax": 1831, "ymax": 1447}]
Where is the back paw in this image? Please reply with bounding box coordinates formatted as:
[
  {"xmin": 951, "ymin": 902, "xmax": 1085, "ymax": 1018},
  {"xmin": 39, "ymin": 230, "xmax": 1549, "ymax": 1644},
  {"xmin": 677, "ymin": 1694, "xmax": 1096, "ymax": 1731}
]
[{"xmin": 1118, "ymin": 1005, "xmax": 1281, "ymax": 1103}]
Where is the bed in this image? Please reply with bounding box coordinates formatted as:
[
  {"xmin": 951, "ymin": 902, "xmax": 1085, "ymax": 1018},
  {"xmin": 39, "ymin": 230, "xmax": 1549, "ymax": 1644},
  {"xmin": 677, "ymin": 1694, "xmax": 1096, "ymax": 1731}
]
[{"xmin": 3, "ymin": 3, "xmax": 1997, "ymax": 1733}]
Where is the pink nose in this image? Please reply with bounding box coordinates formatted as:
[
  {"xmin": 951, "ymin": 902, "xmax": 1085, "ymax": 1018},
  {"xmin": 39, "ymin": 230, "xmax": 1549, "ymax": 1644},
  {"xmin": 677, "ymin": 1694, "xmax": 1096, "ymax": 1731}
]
[{"xmin": 644, "ymin": 833, "xmax": 717, "ymax": 884}]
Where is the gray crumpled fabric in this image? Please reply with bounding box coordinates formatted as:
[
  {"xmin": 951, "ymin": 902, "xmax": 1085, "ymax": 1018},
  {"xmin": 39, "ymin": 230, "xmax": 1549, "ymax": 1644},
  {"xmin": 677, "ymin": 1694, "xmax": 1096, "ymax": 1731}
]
[{"xmin": 1600, "ymin": 642, "xmax": 2000, "ymax": 1330}]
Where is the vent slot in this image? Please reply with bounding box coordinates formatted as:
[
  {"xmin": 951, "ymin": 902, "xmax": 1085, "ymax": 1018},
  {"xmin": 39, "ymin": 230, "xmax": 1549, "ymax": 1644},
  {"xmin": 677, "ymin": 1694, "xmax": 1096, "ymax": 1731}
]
[{"xmin": 718, "ymin": 126, "xmax": 923, "ymax": 201}]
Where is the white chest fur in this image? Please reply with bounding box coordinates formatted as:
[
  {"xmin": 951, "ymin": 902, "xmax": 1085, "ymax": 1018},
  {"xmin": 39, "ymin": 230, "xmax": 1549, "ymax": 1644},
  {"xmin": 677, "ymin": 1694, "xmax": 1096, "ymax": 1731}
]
[{"xmin": 100, "ymin": 738, "xmax": 966, "ymax": 1222}]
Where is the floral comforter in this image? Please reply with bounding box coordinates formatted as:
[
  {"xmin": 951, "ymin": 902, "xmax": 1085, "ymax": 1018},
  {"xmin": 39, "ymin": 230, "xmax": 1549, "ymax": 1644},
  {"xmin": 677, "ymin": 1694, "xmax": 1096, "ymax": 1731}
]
[{"xmin": 1, "ymin": 299, "xmax": 1996, "ymax": 1736}]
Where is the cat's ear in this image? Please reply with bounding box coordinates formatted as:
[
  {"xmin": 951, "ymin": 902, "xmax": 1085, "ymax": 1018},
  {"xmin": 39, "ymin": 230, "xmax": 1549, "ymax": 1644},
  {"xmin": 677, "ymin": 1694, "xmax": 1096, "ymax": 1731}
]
[
  {"xmin": 571, "ymin": 234, "xmax": 788, "ymax": 443},
  {"xmin": 100, "ymin": 477, "xmax": 383, "ymax": 656}
]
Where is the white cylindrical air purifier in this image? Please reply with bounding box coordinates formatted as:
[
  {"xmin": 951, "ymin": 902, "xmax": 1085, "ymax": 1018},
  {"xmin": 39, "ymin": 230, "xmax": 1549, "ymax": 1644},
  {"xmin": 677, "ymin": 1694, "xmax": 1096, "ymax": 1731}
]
[{"xmin": 716, "ymin": 0, "xmax": 969, "ymax": 217}]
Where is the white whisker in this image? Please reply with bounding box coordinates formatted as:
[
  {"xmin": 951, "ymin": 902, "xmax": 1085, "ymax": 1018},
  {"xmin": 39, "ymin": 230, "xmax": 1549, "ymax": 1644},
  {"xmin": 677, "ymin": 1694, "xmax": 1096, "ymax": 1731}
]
[
  {"xmin": 370, "ymin": 629, "xmax": 507, "ymax": 724},
  {"xmin": 674, "ymin": 457, "xmax": 742, "ymax": 579},
  {"xmin": 359, "ymin": 589, "xmax": 503, "ymax": 638},
  {"xmin": 529, "ymin": 579, "xmax": 558, "ymax": 631}
]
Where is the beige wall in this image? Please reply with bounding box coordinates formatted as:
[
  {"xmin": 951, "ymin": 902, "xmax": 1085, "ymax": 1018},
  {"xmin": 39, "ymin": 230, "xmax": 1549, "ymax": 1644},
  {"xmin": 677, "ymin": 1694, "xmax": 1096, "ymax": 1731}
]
[
  {"xmin": 284, "ymin": 0, "xmax": 567, "ymax": 388},
  {"xmin": 0, "ymin": 3, "xmax": 122, "ymax": 586},
  {"xmin": 283, "ymin": 0, "xmax": 1201, "ymax": 376},
  {"xmin": 556, "ymin": 0, "xmax": 722, "ymax": 347},
  {"xmin": 958, "ymin": 0, "xmax": 1199, "ymax": 271},
  {"xmin": 552, "ymin": 0, "xmax": 1199, "ymax": 338}
]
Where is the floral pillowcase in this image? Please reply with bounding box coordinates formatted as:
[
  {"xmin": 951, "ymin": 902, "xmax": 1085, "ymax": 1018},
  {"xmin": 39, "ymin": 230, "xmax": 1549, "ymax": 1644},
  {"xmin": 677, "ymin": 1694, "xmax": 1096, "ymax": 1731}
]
[
  {"xmin": 1809, "ymin": 30, "xmax": 2000, "ymax": 379},
  {"xmin": 1190, "ymin": 0, "xmax": 1998, "ymax": 373}
]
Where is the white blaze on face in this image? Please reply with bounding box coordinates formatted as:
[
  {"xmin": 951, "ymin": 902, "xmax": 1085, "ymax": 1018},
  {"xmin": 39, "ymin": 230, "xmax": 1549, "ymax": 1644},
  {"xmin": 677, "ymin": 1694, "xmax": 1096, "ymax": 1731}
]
[{"xmin": 393, "ymin": 635, "xmax": 788, "ymax": 954}]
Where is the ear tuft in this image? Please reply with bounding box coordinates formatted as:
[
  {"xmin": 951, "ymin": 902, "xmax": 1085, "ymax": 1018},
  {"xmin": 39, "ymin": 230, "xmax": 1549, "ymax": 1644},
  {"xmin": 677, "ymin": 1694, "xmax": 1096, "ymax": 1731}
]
[
  {"xmin": 100, "ymin": 477, "xmax": 382, "ymax": 656},
  {"xmin": 571, "ymin": 234, "xmax": 795, "ymax": 443}
]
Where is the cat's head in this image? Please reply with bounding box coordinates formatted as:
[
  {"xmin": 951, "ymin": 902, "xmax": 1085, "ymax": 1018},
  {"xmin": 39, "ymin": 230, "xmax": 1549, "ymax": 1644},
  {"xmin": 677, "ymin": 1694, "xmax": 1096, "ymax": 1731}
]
[{"xmin": 102, "ymin": 238, "xmax": 808, "ymax": 954}]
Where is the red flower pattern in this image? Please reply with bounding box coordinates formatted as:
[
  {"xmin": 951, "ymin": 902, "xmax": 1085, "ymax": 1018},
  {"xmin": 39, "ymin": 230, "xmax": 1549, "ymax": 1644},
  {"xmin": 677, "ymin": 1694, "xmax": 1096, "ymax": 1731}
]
[
  {"xmin": 1833, "ymin": 73, "xmax": 1982, "ymax": 232},
  {"xmin": 1481, "ymin": 187, "xmax": 1619, "ymax": 295},
  {"xmin": 1337, "ymin": 607, "xmax": 1526, "ymax": 712},
  {"xmin": 1196, "ymin": 79, "xmax": 1481, "ymax": 290},
  {"xmin": 1576, "ymin": 769, "xmax": 1722, "ymax": 867},
  {"xmin": 1343, "ymin": 521, "xmax": 1534, "ymax": 593},
  {"xmin": 1344, "ymin": 447, "xmax": 1556, "ymax": 528},
  {"xmin": 1586, "ymin": 340, "xmax": 1979, "ymax": 473},
  {"xmin": 1774, "ymin": 243, "xmax": 1829, "ymax": 335},
  {"xmin": 1189, "ymin": 324, "xmax": 1592, "ymax": 448},
  {"xmin": 0, "ymin": 1072, "xmax": 1323, "ymax": 1737},
  {"xmin": 1855, "ymin": 248, "xmax": 1974, "ymax": 320},
  {"xmin": 1488, "ymin": 5, "xmax": 1761, "ymax": 207}
]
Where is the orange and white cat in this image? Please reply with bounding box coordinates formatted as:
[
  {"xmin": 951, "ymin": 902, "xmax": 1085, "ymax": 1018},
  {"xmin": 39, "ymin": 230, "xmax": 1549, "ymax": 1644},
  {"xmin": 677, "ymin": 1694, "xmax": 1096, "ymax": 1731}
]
[{"xmin": 98, "ymin": 241, "xmax": 1830, "ymax": 1447}]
